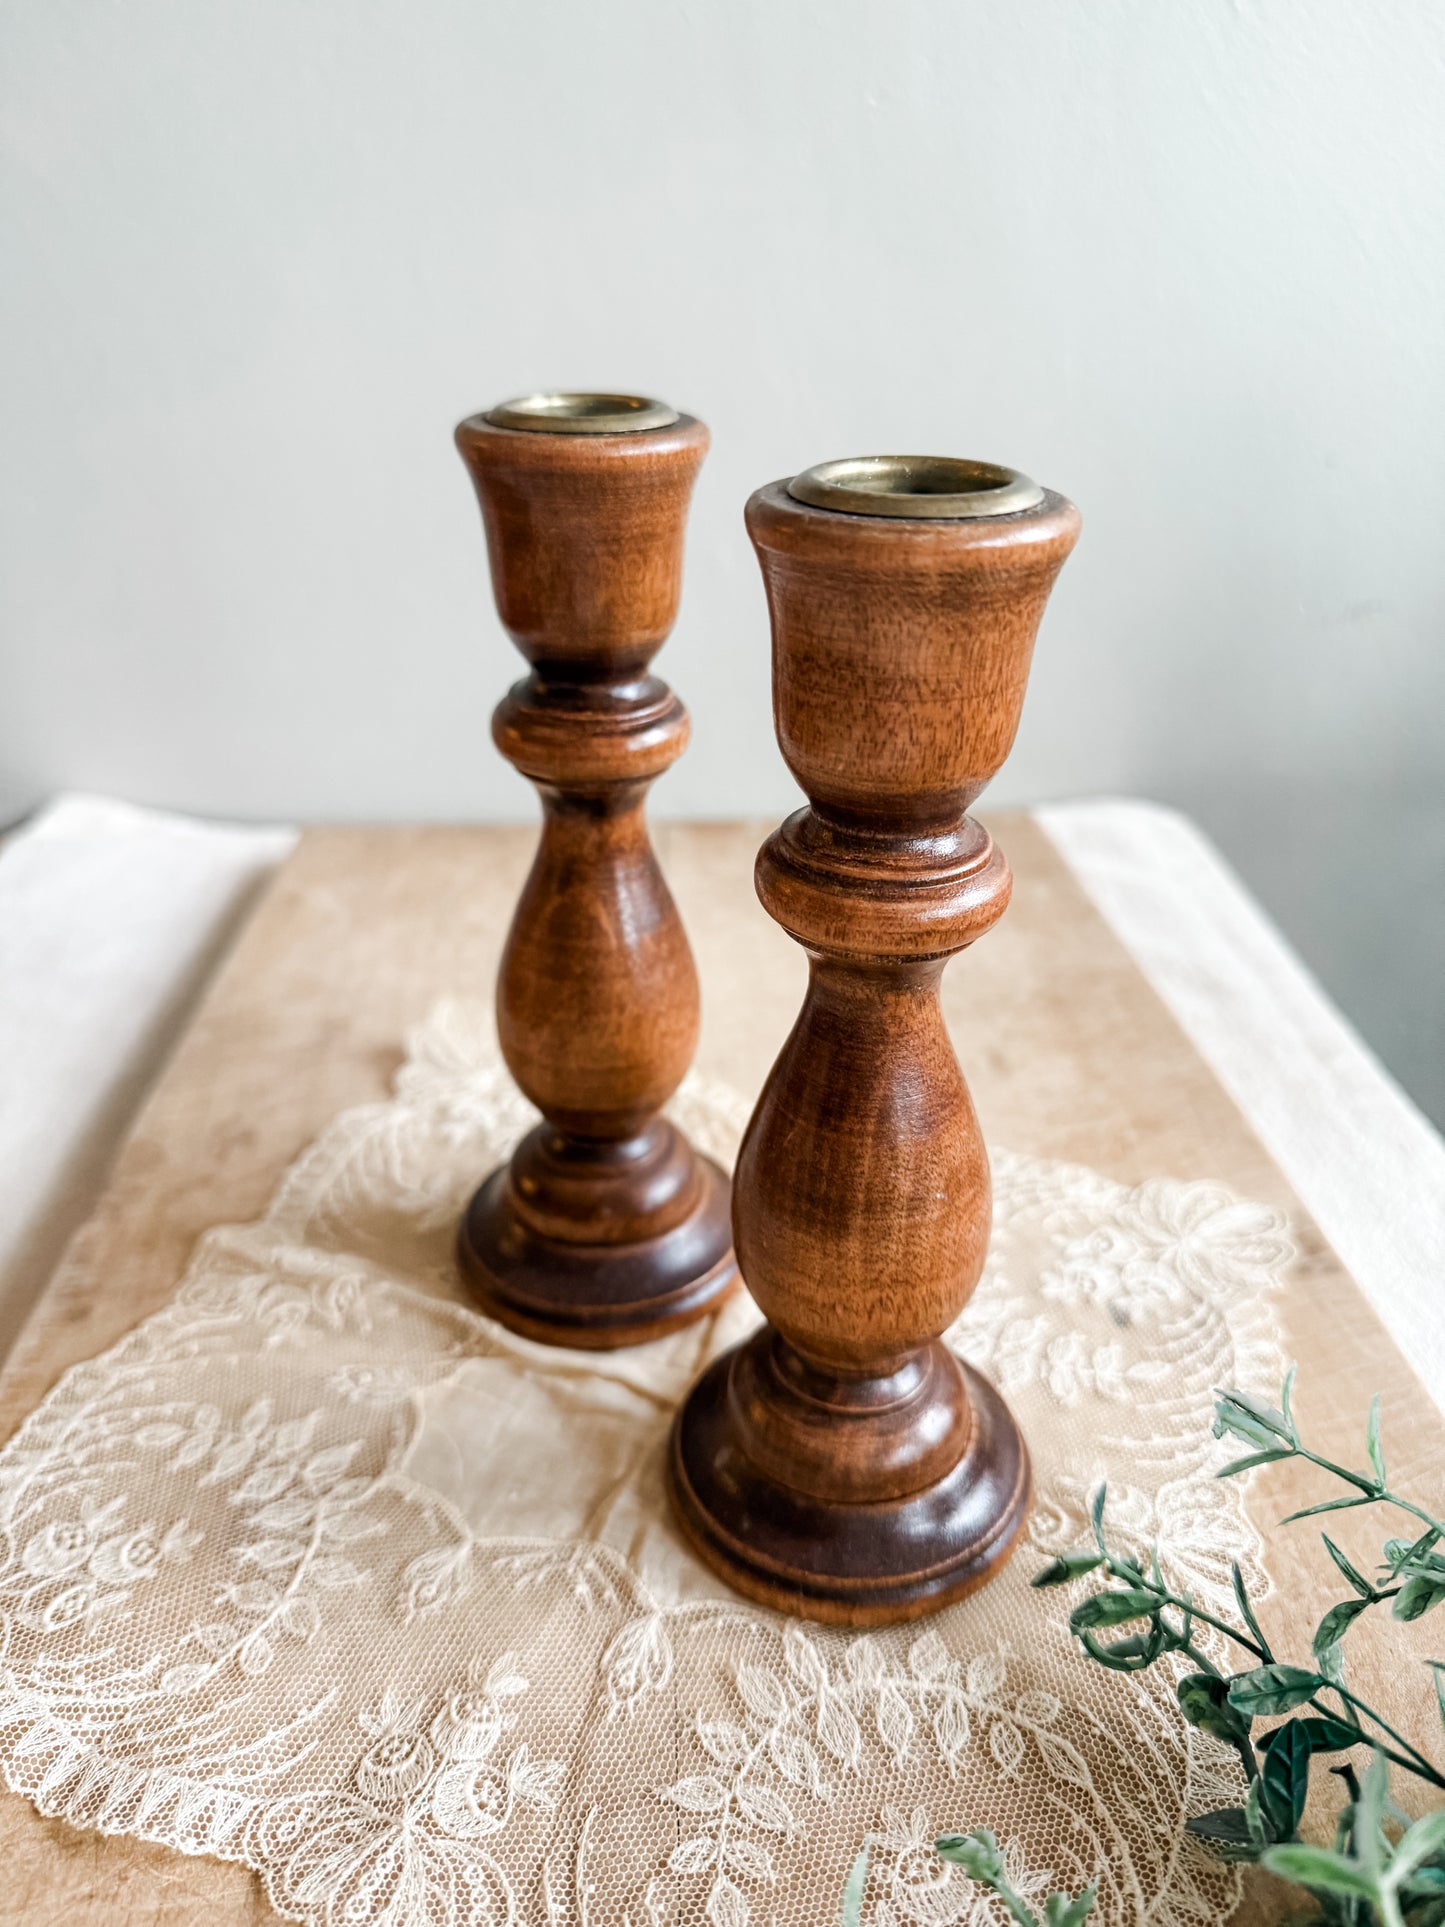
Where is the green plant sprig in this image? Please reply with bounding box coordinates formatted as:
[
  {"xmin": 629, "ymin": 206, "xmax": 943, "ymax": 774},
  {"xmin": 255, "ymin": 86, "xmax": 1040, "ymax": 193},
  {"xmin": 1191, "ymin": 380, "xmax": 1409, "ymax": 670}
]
[
  {"xmin": 934, "ymin": 1831, "xmax": 1095, "ymax": 1926},
  {"xmin": 842, "ymin": 1838, "xmax": 1098, "ymax": 1927},
  {"xmin": 1031, "ymin": 1373, "xmax": 1445, "ymax": 1807},
  {"xmin": 1264, "ymin": 1751, "xmax": 1445, "ymax": 1927},
  {"xmin": 1036, "ymin": 1520, "xmax": 1442, "ymax": 1792},
  {"xmin": 862, "ymin": 1373, "xmax": 1445, "ymax": 1927},
  {"xmin": 1213, "ymin": 1370, "xmax": 1443, "ymax": 1594}
]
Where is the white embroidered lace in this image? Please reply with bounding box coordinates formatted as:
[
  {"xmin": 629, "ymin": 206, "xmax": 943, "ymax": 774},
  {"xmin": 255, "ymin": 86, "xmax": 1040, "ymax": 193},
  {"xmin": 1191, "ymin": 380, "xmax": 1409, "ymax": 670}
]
[{"xmin": 0, "ymin": 1001, "xmax": 1294, "ymax": 1926}]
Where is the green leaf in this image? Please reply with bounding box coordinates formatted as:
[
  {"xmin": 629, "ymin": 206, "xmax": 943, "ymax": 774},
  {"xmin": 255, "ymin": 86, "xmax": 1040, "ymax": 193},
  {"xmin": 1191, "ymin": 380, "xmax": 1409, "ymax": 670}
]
[
  {"xmin": 1391, "ymin": 1808, "xmax": 1445, "ymax": 1887},
  {"xmin": 1213, "ymin": 1389, "xmax": 1294, "ymax": 1452},
  {"xmin": 1313, "ymin": 1597, "xmax": 1373, "ymax": 1654},
  {"xmin": 1245, "ymin": 1778, "xmax": 1272, "ymax": 1847},
  {"xmin": 1213, "ymin": 1411, "xmax": 1282, "ymax": 1454},
  {"xmin": 1356, "ymin": 1750, "xmax": 1388, "ymax": 1880},
  {"xmin": 1231, "ymin": 1561, "xmax": 1273, "ymax": 1660},
  {"xmin": 1315, "ymin": 1640, "xmax": 1351, "ymax": 1697},
  {"xmin": 1280, "ymin": 1495, "xmax": 1374, "ymax": 1524},
  {"xmin": 1228, "ymin": 1665, "xmax": 1322, "ymax": 1717},
  {"xmin": 1394, "ymin": 1575, "xmax": 1445, "ymax": 1622},
  {"xmin": 1185, "ymin": 1808, "xmax": 1262, "ymax": 1863},
  {"xmin": 1098, "ymin": 1633, "xmax": 1156, "ymax": 1660},
  {"xmin": 1366, "ymin": 1394, "xmax": 1385, "ymax": 1486},
  {"xmin": 1070, "ymin": 1590, "xmax": 1159, "ymax": 1634},
  {"xmin": 1322, "ymin": 1535, "xmax": 1373, "ymax": 1599},
  {"xmin": 1259, "ymin": 1719, "xmax": 1312, "ymax": 1839},
  {"xmin": 841, "ymin": 1847, "xmax": 868, "ymax": 1927},
  {"xmin": 1079, "ymin": 1629, "xmax": 1162, "ymax": 1673},
  {"xmin": 1261, "ymin": 1844, "xmax": 1380, "ymax": 1902},
  {"xmin": 1430, "ymin": 1658, "xmax": 1445, "ymax": 1733},
  {"xmin": 1329, "ymin": 1769, "xmax": 1360, "ymax": 1838},
  {"xmin": 1215, "ymin": 1449, "xmax": 1293, "ymax": 1480},
  {"xmin": 1227, "ymin": 1387, "xmax": 1296, "ymax": 1435},
  {"xmin": 1032, "ymin": 1551, "xmax": 1105, "ymax": 1588},
  {"xmin": 1177, "ymin": 1672, "xmax": 1252, "ymax": 1745},
  {"xmin": 936, "ymin": 1830, "xmax": 1006, "ymax": 1883},
  {"xmin": 1043, "ymin": 1888, "xmax": 1097, "ymax": 1926},
  {"xmin": 1089, "ymin": 1484, "xmax": 1108, "ymax": 1551},
  {"xmin": 1387, "ymin": 1527, "xmax": 1443, "ymax": 1576},
  {"xmin": 1259, "ymin": 1715, "xmax": 1361, "ymax": 1757}
]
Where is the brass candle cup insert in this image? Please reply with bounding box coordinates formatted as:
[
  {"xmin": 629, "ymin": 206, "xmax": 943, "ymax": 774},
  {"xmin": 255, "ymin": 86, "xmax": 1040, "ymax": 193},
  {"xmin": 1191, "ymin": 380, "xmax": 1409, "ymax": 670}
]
[
  {"xmin": 787, "ymin": 454, "xmax": 1044, "ymax": 520},
  {"xmin": 484, "ymin": 392, "xmax": 681, "ymax": 435}
]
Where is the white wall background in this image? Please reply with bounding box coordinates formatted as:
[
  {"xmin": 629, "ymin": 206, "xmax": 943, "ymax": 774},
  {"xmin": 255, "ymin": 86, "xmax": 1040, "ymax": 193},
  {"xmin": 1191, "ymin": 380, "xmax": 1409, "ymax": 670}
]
[{"xmin": 2, "ymin": 0, "xmax": 1443, "ymax": 1121}]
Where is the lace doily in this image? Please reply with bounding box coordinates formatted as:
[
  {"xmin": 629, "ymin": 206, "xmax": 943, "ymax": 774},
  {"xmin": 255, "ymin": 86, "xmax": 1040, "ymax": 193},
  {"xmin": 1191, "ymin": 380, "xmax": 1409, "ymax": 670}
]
[{"xmin": 0, "ymin": 1002, "xmax": 1295, "ymax": 1927}]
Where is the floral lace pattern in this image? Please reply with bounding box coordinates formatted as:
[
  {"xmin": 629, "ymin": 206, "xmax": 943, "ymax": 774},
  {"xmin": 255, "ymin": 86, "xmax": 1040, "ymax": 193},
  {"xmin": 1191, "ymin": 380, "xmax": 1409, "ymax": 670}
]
[{"xmin": 0, "ymin": 1001, "xmax": 1293, "ymax": 1925}]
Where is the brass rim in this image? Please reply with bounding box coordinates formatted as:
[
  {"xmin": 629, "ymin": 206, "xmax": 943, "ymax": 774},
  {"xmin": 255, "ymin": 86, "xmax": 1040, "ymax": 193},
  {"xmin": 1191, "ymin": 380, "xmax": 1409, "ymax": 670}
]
[
  {"xmin": 787, "ymin": 455, "xmax": 1044, "ymax": 520},
  {"xmin": 484, "ymin": 392, "xmax": 680, "ymax": 435}
]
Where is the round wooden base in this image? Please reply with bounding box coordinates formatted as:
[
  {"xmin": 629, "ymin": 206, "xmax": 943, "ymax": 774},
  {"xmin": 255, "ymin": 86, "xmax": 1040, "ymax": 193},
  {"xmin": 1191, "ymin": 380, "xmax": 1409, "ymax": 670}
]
[
  {"xmin": 457, "ymin": 1132, "xmax": 738, "ymax": 1349},
  {"xmin": 667, "ymin": 1335, "xmax": 1031, "ymax": 1625}
]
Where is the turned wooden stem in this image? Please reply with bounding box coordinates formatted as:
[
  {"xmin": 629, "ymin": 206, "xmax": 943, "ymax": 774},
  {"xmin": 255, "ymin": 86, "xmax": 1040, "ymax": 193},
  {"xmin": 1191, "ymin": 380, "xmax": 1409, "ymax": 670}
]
[
  {"xmin": 668, "ymin": 456, "xmax": 1080, "ymax": 1622},
  {"xmin": 453, "ymin": 398, "xmax": 737, "ymax": 1347}
]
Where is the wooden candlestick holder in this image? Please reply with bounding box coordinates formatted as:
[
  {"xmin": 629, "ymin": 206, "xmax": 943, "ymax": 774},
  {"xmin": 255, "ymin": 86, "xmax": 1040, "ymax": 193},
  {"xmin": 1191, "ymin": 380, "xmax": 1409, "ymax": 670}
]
[
  {"xmin": 668, "ymin": 454, "xmax": 1080, "ymax": 1622},
  {"xmin": 454, "ymin": 393, "xmax": 737, "ymax": 1348}
]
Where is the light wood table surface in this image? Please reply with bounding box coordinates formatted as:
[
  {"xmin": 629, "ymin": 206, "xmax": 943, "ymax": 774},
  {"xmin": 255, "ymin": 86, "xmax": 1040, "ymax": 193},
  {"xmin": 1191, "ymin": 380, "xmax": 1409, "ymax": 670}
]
[{"xmin": 0, "ymin": 818, "xmax": 1439, "ymax": 1923}]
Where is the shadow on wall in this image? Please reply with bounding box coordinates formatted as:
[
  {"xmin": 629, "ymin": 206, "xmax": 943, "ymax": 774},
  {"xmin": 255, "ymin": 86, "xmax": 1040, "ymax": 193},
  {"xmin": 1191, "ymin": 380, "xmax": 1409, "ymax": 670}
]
[{"xmin": 1178, "ymin": 777, "xmax": 1445, "ymax": 1132}]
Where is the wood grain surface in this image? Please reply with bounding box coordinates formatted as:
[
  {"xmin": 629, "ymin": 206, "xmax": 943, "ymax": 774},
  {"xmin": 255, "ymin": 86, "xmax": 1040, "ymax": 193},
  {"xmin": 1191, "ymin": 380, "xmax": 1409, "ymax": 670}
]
[
  {"xmin": 667, "ymin": 480, "xmax": 1080, "ymax": 1622},
  {"xmin": 0, "ymin": 818, "xmax": 1438, "ymax": 1922},
  {"xmin": 452, "ymin": 410, "xmax": 737, "ymax": 1346}
]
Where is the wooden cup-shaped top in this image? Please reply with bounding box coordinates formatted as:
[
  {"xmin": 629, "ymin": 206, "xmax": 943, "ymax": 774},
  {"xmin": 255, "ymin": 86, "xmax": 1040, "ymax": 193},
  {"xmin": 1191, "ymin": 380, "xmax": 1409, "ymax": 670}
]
[
  {"xmin": 746, "ymin": 461, "xmax": 1080, "ymax": 826},
  {"xmin": 455, "ymin": 403, "xmax": 709, "ymax": 681}
]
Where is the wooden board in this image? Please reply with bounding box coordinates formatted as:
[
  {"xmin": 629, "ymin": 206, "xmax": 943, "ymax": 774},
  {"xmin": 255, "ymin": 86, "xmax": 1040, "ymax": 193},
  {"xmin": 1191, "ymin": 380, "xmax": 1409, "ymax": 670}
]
[{"xmin": 1, "ymin": 818, "xmax": 1439, "ymax": 1922}]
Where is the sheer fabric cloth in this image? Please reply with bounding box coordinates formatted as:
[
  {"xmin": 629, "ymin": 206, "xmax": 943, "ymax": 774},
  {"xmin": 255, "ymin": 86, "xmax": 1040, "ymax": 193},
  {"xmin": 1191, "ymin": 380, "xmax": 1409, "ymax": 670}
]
[{"xmin": 0, "ymin": 1003, "xmax": 1293, "ymax": 1926}]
